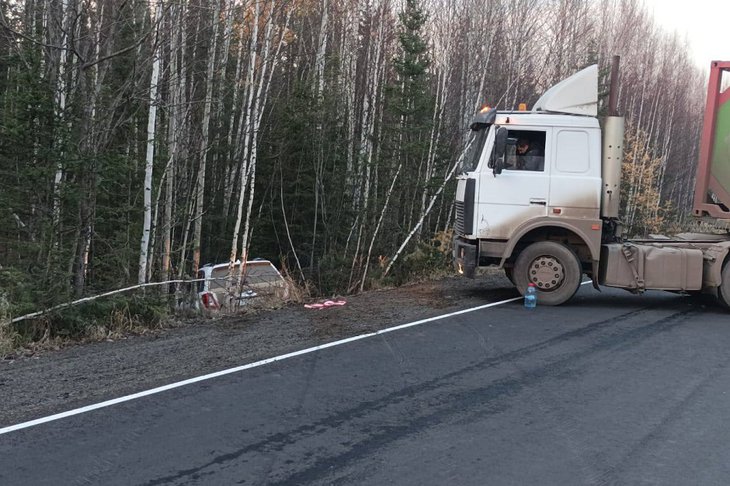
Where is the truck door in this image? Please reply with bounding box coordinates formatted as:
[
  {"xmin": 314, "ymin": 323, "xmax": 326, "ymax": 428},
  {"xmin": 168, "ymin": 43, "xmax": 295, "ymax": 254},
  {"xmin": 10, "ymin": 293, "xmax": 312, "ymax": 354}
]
[
  {"xmin": 548, "ymin": 128, "xmax": 601, "ymax": 219},
  {"xmin": 476, "ymin": 128, "xmax": 551, "ymax": 239}
]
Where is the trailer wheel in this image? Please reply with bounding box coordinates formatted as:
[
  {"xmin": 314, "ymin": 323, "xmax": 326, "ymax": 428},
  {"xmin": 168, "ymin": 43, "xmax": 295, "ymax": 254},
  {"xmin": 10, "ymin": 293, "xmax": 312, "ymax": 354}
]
[
  {"xmin": 513, "ymin": 241, "xmax": 582, "ymax": 306},
  {"xmin": 719, "ymin": 262, "xmax": 730, "ymax": 310}
]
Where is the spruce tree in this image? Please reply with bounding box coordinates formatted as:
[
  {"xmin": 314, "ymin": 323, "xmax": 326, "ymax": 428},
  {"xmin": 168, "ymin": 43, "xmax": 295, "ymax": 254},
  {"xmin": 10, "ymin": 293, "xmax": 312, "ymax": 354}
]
[{"xmin": 388, "ymin": 0, "xmax": 434, "ymax": 244}]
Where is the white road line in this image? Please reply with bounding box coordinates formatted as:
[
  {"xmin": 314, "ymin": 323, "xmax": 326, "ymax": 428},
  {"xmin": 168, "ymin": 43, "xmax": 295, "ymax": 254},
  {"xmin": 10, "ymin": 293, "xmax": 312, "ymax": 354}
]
[{"xmin": 1, "ymin": 284, "xmax": 589, "ymax": 436}]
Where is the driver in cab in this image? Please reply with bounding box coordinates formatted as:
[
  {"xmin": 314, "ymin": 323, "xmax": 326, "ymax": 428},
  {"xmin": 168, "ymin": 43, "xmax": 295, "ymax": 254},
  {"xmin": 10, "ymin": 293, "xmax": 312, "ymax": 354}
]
[{"xmin": 515, "ymin": 138, "xmax": 544, "ymax": 171}]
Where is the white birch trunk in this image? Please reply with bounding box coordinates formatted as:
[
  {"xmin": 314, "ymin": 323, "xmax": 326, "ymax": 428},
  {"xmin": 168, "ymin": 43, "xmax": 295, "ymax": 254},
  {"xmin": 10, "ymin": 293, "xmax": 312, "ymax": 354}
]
[
  {"xmin": 384, "ymin": 139, "xmax": 473, "ymax": 277},
  {"xmin": 192, "ymin": 0, "xmax": 223, "ymax": 275},
  {"xmin": 346, "ymin": 0, "xmax": 385, "ymax": 251},
  {"xmin": 418, "ymin": 63, "xmax": 448, "ymax": 231},
  {"xmin": 174, "ymin": 3, "xmax": 194, "ymax": 281},
  {"xmin": 51, "ymin": 0, "xmax": 70, "ymax": 230},
  {"xmin": 76, "ymin": 0, "xmax": 113, "ymax": 292},
  {"xmin": 138, "ymin": 0, "xmax": 164, "ymax": 284},
  {"xmin": 240, "ymin": 1, "xmax": 285, "ymax": 269},
  {"xmin": 222, "ymin": 26, "xmax": 247, "ymax": 219},
  {"xmin": 310, "ymin": 0, "xmax": 329, "ymax": 268},
  {"xmin": 229, "ymin": 0, "xmax": 260, "ymax": 267},
  {"xmin": 210, "ymin": 0, "xmax": 236, "ymax": 211},
  {"xmin": 162, "ymin": 2, "xmax": 184, "ymax": 281},
  {"xmin": 347, "ymin": 2, "xmax": 388, "ymax": 288},
  {"xmin": 315, "ymin": 0, "xmax": 329, "ymax": 99},
  {"xmin": 223, "ymin": 0, "xmax": 256, "ymax": 218},
  {"xmin": 360, "ymin": 163, "xmax": 402, "ymax": 292},
  {"xmin": 342, "ymin": 3, "xmax": 359, "ymax": 188}
]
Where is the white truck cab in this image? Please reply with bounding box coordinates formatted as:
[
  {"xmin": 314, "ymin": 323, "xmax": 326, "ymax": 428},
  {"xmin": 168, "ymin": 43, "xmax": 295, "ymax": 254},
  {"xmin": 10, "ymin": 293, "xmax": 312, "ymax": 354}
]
[
  {"xmin": 454, "ymin": 61, "xmax": 730, "ymax": 308},
  {"xmin": 454, "ymin": 65, "xmax": 608, "ymax": 304},
  {"xmin": 454, "ymin": 66, "xmax": 621, "ymax": 304},
  {"xmin": 458, "ymin": 113, "xmax": 602, "ymax": 241}
]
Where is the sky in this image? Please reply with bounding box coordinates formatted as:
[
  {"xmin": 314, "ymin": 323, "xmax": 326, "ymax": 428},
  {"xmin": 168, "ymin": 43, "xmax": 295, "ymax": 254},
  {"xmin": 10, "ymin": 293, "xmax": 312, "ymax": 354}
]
[{"xmin": 642, "ymin": 0, "xmax": 730, "ymax": 73}]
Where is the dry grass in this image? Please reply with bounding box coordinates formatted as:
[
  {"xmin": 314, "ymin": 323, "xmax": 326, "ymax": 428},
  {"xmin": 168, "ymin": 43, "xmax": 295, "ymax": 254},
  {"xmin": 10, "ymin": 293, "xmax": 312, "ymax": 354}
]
[
  {"xmin": 0, "ymin": 325, "xmax": 16, "ymax": 358},
  {"xmin": 83, "ymin": 307, "xmax": 159, "ymax": 341},
  {"xmin": 0, "ymin": 293, "xmax": 172, "ymax": 357},
  {"xmin": 0, "ymin": 292, "xmax": 18, "ymax": 357},
  {"xmin": 280, "ymin": 276, "xmax": 306, "ymax": 304}
]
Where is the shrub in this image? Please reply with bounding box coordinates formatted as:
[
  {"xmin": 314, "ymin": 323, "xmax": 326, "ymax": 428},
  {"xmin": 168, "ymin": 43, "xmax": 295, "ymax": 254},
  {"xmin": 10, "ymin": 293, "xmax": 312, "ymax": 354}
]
[
  {"xmin": 8, "ymin": 292, "xmax": 169, "ymax": 352},
  {"xmin": 314, "ymin": 252, "xmax": 354, "ymax": 295},
  {"xmin": 368, "ymin": 230, "xmax": 455, "ymax": 288},
  {"xmin": 0, "ymin": 268, "xmax": 44, "ymax": 318}
]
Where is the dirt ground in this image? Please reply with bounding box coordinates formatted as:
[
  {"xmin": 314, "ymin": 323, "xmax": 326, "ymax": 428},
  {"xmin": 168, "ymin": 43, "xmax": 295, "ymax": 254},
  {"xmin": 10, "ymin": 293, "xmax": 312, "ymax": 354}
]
[{"xmin": 0, "ymin": 270, "xmax": 516, "ymax": 428}]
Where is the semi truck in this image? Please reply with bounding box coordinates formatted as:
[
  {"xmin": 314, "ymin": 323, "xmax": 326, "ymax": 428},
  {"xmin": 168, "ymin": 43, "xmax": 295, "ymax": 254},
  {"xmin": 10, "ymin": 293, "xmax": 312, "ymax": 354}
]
[{"xmin": 453, "ymin": 59, "xmax": 730, "ymax": 308}]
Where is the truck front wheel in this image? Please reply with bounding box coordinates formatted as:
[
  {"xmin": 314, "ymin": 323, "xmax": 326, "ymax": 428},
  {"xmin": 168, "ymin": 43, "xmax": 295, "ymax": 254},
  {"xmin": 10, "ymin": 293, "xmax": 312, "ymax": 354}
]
[
  {"xmin": 513, "ymin": 241, "xmax": 582, "ymax": 306},
  {"xmin": 719, "ymin": 261, "xmax": 730, "ymax": 310}
]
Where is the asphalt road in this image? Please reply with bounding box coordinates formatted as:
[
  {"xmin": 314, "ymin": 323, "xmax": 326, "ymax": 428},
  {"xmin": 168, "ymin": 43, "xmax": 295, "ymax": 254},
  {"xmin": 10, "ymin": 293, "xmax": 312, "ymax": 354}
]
[{"xmin": 2, "ymin": 286, "xmax": 730, "ymax": 485}]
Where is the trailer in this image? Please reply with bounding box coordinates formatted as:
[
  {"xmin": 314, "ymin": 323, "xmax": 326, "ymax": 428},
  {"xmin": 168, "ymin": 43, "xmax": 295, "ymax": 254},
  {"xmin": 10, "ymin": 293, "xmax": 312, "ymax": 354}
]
[{"xmin": 453, "ymin": 59, "xmax": 730, "ymax": 307}]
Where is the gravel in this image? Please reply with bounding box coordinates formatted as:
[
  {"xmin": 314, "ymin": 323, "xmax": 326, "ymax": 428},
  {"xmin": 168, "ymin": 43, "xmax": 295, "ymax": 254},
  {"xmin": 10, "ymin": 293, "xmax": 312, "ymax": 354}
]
[{"xmin": 0, "ymin": 271, "xmax": 516, "ymax": 427}]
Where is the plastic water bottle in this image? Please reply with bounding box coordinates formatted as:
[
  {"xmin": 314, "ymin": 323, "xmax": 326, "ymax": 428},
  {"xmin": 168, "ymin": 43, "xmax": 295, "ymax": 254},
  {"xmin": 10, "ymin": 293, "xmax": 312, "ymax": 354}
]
[{"xmin": 524, "ymin": 283, "xmax": 537, "ymax": 309}]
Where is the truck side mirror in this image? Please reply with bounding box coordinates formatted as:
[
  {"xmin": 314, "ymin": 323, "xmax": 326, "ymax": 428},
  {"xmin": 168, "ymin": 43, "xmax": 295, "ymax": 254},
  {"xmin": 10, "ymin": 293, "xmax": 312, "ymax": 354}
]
[
  {"xmin": 493, "ymin": 158, "xmax": 504, "ymax": 175},
  {"xmin": 493, "ymin": 127, "xmax": 508, "ymax": 175}
]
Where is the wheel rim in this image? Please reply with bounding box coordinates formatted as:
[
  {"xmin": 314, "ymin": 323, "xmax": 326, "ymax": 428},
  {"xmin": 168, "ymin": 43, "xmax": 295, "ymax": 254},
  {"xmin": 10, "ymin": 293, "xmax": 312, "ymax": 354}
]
[{"xmin": 528, "ymin": 255, "xmax": 565, "ymax": 291}]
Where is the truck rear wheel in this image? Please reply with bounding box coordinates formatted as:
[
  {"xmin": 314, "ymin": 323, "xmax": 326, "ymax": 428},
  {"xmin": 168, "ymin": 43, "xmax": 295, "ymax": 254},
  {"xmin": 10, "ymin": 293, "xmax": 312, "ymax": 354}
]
[
  {"xmin": 513, "ymin": 241, "xmax": 582, "ymax": 306},
  {"xmin": 719, "ymin": 262, "xmax": 730, "ymax": 310}
]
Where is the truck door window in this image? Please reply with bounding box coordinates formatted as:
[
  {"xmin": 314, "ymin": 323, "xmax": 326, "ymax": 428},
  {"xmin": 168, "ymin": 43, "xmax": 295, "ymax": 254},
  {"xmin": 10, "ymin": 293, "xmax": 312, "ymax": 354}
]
[
  {"xmin": 504, "ymin": 130, "xmax": 546, "ymax": 171},
  {"xmin": 461, "ymin": 127, "xmax": 490, "ymax": 172}
]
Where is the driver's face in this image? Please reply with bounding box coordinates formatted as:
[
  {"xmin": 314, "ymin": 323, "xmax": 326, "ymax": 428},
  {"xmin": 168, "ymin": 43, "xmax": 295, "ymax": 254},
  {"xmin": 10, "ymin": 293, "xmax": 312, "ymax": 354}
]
[{"xmin": 517, "ymin": 143, "xmax": 528, "ymax": 154}]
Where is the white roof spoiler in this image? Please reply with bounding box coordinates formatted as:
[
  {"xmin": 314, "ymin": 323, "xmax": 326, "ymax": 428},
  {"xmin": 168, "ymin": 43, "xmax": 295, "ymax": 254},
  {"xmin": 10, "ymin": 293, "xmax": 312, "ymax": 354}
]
[{"xmin": 532, "ymin": 64, "xmax": 598, "ymax": 116}]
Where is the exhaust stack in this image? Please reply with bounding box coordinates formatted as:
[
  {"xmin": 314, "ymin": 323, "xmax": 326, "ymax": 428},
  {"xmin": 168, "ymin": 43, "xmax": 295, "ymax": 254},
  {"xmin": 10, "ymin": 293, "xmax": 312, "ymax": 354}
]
[{"xmin": 601, "ymin": 56, "xmax": 625, "ymax": 219}]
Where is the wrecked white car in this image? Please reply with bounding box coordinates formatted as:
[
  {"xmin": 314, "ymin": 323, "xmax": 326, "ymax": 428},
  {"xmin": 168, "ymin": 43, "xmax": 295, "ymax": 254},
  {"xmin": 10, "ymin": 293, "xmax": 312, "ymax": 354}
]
[{"xmin": 197, "ymin": 259, "xmax": 289, "ymax": 310}]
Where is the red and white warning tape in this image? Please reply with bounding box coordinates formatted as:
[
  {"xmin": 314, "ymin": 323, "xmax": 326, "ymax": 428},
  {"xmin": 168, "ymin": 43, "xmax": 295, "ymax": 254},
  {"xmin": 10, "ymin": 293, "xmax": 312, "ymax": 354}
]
[{"xmin": 304, "ymin": 300, "xmax": 347, "ymax": 310}]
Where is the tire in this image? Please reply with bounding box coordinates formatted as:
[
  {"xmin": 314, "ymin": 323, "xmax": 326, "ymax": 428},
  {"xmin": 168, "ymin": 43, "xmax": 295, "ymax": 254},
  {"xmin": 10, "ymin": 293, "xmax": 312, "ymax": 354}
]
[
  {"xmin": 513, "ymin": 241, "xmax": 582, "ymax": 306},
  {"xmin": 719, "ymin": 261, "xmax": 730, "ymax": 310}
]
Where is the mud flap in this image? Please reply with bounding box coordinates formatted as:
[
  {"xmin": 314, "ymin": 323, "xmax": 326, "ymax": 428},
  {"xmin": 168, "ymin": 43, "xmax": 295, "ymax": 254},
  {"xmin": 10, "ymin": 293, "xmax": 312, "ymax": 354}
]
[
  {"xmin": 591, "ymin": 260, "xmax": 601, "ymax": 291},
  {"xmin": 453, "ymin": 237, "xmax": 477, "ymax": 279}
]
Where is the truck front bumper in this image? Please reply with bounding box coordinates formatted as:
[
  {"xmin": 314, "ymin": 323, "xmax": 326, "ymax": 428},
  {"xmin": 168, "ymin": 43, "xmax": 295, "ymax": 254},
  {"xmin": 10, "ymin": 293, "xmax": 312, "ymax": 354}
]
[{"xmin": 453, "ymin": 236, "xmax": 477, "ymax": 279}]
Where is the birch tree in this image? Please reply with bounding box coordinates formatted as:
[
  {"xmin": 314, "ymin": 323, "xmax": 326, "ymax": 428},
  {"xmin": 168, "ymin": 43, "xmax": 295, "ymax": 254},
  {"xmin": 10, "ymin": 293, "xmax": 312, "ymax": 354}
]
[
  {"xmin": 0, "ymin": 0, "xmax": 710, "ymax": 309},
  {"xmin": 191, "ymin": 0, "xmax": 223, "ymax": 275},
  {"xmin": 138, "ymin": 0, "xmax": 164, "ymax": 284}
]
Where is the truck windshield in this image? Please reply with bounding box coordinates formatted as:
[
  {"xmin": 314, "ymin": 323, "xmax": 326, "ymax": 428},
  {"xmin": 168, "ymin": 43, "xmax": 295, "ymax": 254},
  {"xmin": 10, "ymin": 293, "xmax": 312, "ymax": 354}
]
[{"xmin": 460, "ymin": 126, "xmax": 490, "ymax": 173}]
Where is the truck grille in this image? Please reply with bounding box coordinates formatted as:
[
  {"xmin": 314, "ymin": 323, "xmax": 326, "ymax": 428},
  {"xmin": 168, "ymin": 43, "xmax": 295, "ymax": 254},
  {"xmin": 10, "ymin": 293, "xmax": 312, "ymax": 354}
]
[
  {"xmin": 455, "ymin": 201, "xmax": 465, "ymax": 235},
  {"xmin": 455, "ymin": 178, "xmax": 475, "ymax": 235}
]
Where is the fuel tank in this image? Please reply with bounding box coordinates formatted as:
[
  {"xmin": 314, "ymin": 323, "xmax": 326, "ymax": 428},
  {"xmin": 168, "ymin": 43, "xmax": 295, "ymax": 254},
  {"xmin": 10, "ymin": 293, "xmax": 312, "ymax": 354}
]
[{"xmin": 599, "ymin": 243, "xmax": 703, "ymax": 291}]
